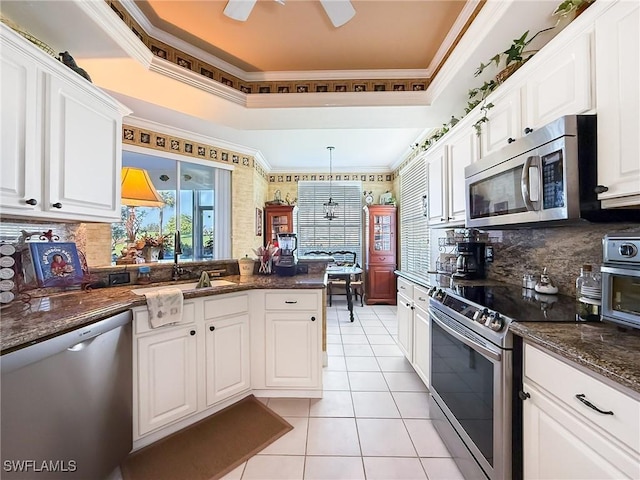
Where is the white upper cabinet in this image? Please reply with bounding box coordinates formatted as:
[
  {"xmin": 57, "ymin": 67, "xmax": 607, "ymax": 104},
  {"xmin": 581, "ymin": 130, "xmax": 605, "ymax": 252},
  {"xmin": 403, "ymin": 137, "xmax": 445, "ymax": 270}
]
[
  {"xmin": 479, "ymin": 29, "xmax": 593, "ymax": 159},
  {"xmin": 595, "ymin": 0, "xmax": 640, "ymax": 207},
  {"xmin": 480, "ymin": 88, "xmax": 523, "ymax": 159},
  {"xmin": 0, "ymin": 25, "xmax": 130, "ymax": 222},
  {"xmin": 447, "ymin": 124, "xmax": 478, "ymax": 223},
  {"xmin": 426, "ymin": 145, "xmax": 447, "ymax": 226},
  {"xmin": 523, "ymin": 32, "xmax": 593, "ymax": 130}
]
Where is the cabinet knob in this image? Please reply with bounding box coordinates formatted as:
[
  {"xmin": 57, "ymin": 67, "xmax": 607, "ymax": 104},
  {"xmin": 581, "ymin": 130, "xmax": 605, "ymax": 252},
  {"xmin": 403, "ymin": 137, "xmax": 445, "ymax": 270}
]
[
  {"xmin": 190, "ymin": 330, "xmax": 196, "ymax": 336},
  {"xmin": 25, "ymin": 198, "xmax": 38, "ymax": 206},
  {"xmin": 594, "ymin": 185, "xmax": 609, "ymax": 194},
  {"xmin": 209, "ymin": 325, "xmax": 215, "ymax": 331},
  {"xmin": 524, "ymin": 127, "xmax": 533, "ymax": 134},
  {"xmin": 440, "ymin": 218, "xmax": 446, "ymax": 222},
  {"xmin": 507, "ymin": 137, "xmax": 516, "ymax": 144},
  {"xmin": 52, "ymin": 202, "xmax": 62, "ymax": 209},
  {"xmin": 406, "ymin": 302, "xmax": 411, "ymax": 307},
  {"xmin": 310, "ymin": 316, "xmax": 316, "ymax": 321}
]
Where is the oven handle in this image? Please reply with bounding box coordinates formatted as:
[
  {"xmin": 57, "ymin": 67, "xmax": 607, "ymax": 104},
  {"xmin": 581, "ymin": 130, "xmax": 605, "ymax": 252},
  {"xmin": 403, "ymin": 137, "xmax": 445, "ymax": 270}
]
[
  {"xmin": 601, "ymin": 266, "xmax": 640, "ymax": 277},
  {"xmin": 521, "ymin": 155, "xmax": 540, "ymax": 212},
  {"xmin": 430, "ymin": 313, "xmax": 502, "ymax": 362}
]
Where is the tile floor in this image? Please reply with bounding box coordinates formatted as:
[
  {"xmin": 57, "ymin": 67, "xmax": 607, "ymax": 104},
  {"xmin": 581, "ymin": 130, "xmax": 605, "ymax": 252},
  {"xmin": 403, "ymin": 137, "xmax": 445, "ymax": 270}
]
[{"xmin": 223, "ymin": 299, "xmax": 465, "ymax": 480}]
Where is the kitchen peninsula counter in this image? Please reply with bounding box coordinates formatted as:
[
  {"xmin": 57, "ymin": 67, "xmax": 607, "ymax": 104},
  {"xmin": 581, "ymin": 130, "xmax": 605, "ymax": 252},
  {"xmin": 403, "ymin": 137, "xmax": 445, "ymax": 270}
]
[
  {"xmin": 511, "ymin": 321, "xmax": 640, "ymax": 396},
  {"xmin": 0, "ymin": 273, "xmax": 326, "ymax": 354}
]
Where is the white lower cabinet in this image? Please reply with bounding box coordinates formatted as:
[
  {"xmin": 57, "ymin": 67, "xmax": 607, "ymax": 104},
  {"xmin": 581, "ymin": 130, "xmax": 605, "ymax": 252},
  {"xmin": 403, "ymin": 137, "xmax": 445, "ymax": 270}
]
[
  {"xmin": 523, "ymin": 342, "xmax": 640, "ymax": 479},
  {"xmin": 203, "ymin": 294, "xmax": 251, "ymax": 407},
  {"xmin": 412, "ymin": 286, "xmax": 430, "ymax": 387},
  {"xmin": 396, "ymin": 277, "xmax": 431, "ymax": 389},
  {"xmin": 136, "ymin": 324, "xmax": 199, "ymax": 437},
  {"xmin": 262, "ymin": 291, "xmax": 322, "ymax": 390},
  {"xmin": 396, "ymin": 278, "xmax": 414, "ymax": 361},
  {"xmin": 134, "ymin": 288, "xmax": 323, "ymax": 446}
]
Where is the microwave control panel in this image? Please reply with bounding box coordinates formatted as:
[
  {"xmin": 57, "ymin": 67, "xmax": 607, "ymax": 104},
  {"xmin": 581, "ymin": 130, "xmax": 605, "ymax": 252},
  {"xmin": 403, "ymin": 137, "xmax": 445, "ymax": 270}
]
[{"xmin": 603, "ymin": 235, "xmax": 640, "ymax": 264}]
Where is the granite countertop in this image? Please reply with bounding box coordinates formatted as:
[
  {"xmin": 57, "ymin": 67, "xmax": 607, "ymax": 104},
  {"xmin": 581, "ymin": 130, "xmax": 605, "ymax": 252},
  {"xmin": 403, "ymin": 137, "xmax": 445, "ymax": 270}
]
[
  {"xmin": 510, "ymin": 321, "xmax": 640, "ymax": 397},
  {"xmin": 0, "ymin": 273, "xmax": 326, "ymax": 354}
]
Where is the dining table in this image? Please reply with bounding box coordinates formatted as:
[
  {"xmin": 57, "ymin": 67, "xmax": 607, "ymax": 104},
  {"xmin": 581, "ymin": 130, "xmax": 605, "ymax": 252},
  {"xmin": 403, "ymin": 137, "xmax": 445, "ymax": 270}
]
[{"xmin": 325, "ymin": 265, "xmax": 363, "ymax": 322}]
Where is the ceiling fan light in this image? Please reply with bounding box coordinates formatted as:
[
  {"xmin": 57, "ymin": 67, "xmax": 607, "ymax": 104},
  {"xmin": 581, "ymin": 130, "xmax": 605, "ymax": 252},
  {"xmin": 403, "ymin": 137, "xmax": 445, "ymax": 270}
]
[{"xmin": 223, "ymin": 0, "xmax": 257, "ymax": 21}]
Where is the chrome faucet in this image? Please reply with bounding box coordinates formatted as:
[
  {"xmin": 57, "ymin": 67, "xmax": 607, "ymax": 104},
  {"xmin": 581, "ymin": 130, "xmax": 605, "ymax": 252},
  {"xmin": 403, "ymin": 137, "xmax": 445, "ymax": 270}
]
[{"xmin": 172, "ymin": 231, "xmax": 185, "ymax": 281}]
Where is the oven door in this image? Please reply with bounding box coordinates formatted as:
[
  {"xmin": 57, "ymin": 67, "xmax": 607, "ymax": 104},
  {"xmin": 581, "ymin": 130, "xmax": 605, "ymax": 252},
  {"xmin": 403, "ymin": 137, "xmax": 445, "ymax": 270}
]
[
  {"xmin": 601, "ymin": 266, "xmax": 640, "ymax": 329},
  {"xmin": 429, "ymin": 307, "xmax": 512, "ymax": 480}
]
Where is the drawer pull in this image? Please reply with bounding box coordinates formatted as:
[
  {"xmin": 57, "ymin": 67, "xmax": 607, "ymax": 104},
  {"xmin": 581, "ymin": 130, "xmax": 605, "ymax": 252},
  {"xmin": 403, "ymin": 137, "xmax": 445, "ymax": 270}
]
[
  {"xmin": 575, "ymin": 394, "xmax": 614, "ymax": 415},
  {"xmin": 284, "ymin": 300, "xmax": 298, "ymax": 304},
  {"xmin": 418, "ymin": 296, "xmax": 426, "ymax": 301}
]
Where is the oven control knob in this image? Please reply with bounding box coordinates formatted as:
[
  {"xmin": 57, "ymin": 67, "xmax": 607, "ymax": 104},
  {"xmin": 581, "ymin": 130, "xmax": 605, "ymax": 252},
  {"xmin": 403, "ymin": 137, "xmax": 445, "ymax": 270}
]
[
  {"xmin": 488, "ymin": 312, "xmax": 504, "ymax": 331},
  {"xmin": 619, "ymin": 243, "xmax": 638, "ymax": 258},
  {"xmin": 474, "ymin": 308, "xmax": 489, "ymax": 323},
  {"xmin": 434, "ymin": 289, "xmax": 445, "ymax": 301},
  {"xmin": 427, "ymin": 287, "xmax": 437, "ymax": 297}
]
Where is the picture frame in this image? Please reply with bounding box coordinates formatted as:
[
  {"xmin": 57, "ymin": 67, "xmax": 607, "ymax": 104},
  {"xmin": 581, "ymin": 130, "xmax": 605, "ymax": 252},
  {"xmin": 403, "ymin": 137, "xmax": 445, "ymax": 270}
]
[
  {"xmin": 379, "ymin": 192, "xmax": 393, "ymax": 205},
  {"xmin": 28, "ymin": 242, "xmax": 84, "ymax": 287},
  {"xmin": 256, "ymin": 208, "xmax": 263, "ymax": 236}
]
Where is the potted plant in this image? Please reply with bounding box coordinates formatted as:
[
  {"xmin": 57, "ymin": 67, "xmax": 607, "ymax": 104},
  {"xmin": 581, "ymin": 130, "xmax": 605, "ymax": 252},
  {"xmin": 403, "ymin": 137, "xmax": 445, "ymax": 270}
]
[{"xmin": 552, "ymin": 0, "xmax": 594, "ymax": 19}]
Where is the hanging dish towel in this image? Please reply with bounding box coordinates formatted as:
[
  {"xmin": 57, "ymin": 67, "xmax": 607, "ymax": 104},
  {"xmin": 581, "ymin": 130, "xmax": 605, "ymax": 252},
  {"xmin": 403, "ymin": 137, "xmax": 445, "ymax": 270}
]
[{"xmin": 145, "ymin": 288, "xmax": 184, "ymax": 328}]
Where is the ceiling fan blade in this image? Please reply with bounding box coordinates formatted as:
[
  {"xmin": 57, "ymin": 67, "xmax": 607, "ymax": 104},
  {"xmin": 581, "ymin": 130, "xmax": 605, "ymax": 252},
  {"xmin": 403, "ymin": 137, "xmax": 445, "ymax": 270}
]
[
  {"xmin": 223, "ymin": 0, "xmax": 258, "ymax": 21},
  {"xmin": 319, "ymin": 0, "xmax": 355, "ymax": 28}
]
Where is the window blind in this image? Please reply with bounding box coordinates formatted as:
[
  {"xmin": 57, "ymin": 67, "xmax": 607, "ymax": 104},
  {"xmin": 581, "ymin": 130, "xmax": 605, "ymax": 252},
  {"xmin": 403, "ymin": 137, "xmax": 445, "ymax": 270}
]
[
  {"xmin": 297, "ymin": 181, "xmax": 363, "ymax": 264},
  {"xmin": 399, "ymin": 157, "xmax": 430, "ymax": 280}
]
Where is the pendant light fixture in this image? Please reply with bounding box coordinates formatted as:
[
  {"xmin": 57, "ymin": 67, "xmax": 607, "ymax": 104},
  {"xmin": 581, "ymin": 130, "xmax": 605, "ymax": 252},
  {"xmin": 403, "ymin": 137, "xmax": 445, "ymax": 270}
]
[{"xmin": 323, "ymin": 146, "xmax": 338, "ymax": 220}]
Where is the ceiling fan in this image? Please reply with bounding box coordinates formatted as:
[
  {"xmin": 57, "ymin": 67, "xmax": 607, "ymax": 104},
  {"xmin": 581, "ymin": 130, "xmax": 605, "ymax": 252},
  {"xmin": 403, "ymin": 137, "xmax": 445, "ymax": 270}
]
[{"xmin": 223, "ymin": 0, "xmax": 356, "ymax": 28}]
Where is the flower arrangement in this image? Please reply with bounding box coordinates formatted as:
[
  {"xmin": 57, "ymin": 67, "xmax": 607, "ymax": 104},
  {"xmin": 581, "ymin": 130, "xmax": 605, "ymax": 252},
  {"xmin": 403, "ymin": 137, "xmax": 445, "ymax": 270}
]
[{"xmin": 133, "ymin": 234, "xmax": 171, "ymax": 251}]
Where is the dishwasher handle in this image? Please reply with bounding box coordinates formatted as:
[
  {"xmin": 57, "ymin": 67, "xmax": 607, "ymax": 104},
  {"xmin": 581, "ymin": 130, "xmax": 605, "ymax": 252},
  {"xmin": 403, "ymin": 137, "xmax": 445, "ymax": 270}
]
[{"xmin": 1, "ymin": 310, "xmax": 132, "ymax": 374}]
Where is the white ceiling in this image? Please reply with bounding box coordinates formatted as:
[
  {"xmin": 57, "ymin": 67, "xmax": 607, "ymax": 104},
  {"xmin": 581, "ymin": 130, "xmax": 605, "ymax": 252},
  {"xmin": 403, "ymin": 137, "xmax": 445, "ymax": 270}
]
[{"xmin": 1, "ymin": 0, "xmax": 565, "ymax": 172}]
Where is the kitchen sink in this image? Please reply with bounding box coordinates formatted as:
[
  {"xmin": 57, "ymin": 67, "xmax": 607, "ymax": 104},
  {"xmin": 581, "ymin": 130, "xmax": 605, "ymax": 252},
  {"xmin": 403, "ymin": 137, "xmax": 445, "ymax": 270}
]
[{"xmin": 131, "ymin": 279, "xmax": 235, "ymax": 295}]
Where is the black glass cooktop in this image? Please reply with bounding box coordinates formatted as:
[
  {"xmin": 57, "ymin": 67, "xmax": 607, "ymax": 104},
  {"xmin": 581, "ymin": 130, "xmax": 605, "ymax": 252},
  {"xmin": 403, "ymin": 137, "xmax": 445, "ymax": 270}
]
[{"xmin": 446, "ymin": 283, "xmax": 583, "ymax": 323}]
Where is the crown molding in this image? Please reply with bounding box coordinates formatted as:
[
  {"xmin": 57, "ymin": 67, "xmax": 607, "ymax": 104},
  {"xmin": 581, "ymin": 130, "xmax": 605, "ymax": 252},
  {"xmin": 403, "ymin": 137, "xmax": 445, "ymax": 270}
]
[
  {"xmin": 425, "ymin": 0, "xmax": 512, "ymax": 105},
  {"xmin": 246, "ymin": 90, "xmax": 430, "ymax": 109},
  {"xmin": 147, "ymin": 57, "xmax": 247, "ymax": 106},
  {"xmin": 76, "ymin": 0, "xmax": 153, "ymax": 66},
  {"xmin": 117, "ymin": 0, "xmax": 430, "ymax": 84},
  {"xmin": 426, "ymin": 0, "xmax": 484, "ymax": 75}
]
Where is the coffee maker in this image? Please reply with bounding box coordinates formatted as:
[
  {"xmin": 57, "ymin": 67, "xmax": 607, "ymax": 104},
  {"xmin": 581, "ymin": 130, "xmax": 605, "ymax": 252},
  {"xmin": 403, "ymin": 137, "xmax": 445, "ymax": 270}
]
[
  {"xmin": 274, "ymin": 233, "xmax": 298, "ymax": 276},
  {"xmin": 453, "ymin": 241, "xmax": 486, "ymax": 280}
]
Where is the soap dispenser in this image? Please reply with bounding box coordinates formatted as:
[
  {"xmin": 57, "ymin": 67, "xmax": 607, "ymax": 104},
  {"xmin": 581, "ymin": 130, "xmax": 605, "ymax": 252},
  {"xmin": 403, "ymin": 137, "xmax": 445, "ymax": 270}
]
[{"xmin": 534, "ymin": 267, "xmax": 559, "ymax": 295}]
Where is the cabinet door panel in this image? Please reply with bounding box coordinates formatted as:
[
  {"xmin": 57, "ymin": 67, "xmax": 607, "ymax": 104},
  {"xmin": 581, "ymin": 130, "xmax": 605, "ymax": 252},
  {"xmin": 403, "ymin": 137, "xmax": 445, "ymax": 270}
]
[
  {"xmin": 137, "ymin": 327, "xmax": 198, "ymax": 436},
  {"xmin": 396, "ymin": 293, "xmax": 413, "ymax": 361},
  {"xmin": 427, "ymin": 147, "xmax": 447, "ymax": 225},
  {"xmin": 46, "ymin": 75, "xmax": 121, "ymax": 220},
  {"xmin": 265, "ymin": 312, "xmax": 320, "ymax": 388},
  {"xmin": 524, "ymin": 33, "xmax": 592, "ymax": 129},
  {"xmin": 366, "ymin": 265, "xmax": 397, "ymax": 304},
  {"xmin": 412, "ymin": 306, "xmax": 430, "ymax": 387},
  {"xmin": 0, "ymin": 43, "xmax": 41, "ymax": 212},
  {"xmin": 523, "ymin": 383, "xmax": 639, "ymax": 479},
  {"xmin": 480, "ymin": 89, "xmax": 522, "ymax": 158},
  {"xmin": 448, "ymin": 129, "xmax": 477, "ymax": 223},
  {"xmin": 205, "ymin": 315, "xmax": 250, "ymax": 406},
  {"xmin": 595, "ymin": 1, "xmax": 640, "ymax": 204}
]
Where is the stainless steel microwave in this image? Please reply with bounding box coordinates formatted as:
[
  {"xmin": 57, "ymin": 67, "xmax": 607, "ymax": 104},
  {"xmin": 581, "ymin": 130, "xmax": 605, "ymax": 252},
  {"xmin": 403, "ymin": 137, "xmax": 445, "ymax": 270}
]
[{"xmin": 464, "ymin": 115, "xmax": 639, "ymax": 228}]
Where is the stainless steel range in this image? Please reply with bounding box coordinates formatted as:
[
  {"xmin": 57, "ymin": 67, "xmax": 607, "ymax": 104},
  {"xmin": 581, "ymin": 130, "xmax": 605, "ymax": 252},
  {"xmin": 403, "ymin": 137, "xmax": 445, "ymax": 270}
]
[{"xmin": 426, "ymin": 282, "xmax": 578, "ymax": 480}]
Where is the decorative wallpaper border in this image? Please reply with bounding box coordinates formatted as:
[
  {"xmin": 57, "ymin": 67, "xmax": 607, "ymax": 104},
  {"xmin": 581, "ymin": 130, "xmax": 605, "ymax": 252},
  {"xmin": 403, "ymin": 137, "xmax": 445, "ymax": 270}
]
[
  {"xmin": 106, "ymin": 0, "xmax": 430, "ymax": 95},
  {"xmin": 122, "ymin": 124, "xmax": 260, "ymax": 172},
  {"xmin": 268, "ymin": 173, "xmax": 393, "ymax": 184},
  {"xmin": 122, "ymin": 125, "xmax": 395, "ymax": 183}
]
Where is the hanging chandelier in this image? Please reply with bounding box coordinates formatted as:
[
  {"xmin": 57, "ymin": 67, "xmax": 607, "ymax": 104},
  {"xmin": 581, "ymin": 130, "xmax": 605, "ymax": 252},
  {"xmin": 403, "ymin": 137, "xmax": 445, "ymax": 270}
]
[{"xmin": 323, "ymin": 146, "xmax": 338, "ymax": 220}]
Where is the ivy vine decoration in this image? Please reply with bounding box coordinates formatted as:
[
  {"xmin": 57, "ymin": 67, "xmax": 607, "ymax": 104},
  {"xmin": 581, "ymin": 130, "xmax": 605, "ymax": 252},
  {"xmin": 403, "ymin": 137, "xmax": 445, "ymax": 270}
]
[{"xmin": 467, "ymin": 81, "xmax": 497, "ymax": 137}]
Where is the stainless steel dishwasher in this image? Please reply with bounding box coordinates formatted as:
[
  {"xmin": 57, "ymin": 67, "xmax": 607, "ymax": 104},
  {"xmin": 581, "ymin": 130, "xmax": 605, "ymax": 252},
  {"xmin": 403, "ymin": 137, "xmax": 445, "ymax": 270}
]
[{"xmin": 1, "ymin": 310, "xmax": 133, "ymax": 479}]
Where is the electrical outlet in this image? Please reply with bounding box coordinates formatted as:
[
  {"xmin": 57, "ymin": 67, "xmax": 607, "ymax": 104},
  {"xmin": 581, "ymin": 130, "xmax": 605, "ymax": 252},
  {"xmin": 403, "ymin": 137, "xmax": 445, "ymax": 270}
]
[{"xmin": 109, "ymin": 272, "xmax": 131, "ymax": 285}]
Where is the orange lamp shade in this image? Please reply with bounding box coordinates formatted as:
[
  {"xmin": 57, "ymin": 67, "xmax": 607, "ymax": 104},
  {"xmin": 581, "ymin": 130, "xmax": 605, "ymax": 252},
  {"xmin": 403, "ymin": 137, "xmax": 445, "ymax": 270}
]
[{"xmin": 121, "ymin": 167, "xmax": 165, "ymax": 207}]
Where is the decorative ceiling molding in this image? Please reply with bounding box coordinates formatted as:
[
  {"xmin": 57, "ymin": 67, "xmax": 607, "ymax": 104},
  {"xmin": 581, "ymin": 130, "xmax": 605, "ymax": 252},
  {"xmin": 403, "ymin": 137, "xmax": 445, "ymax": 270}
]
[{"xmin": 89, "ymin": 0, "xmax": 498, "ymax": 107}]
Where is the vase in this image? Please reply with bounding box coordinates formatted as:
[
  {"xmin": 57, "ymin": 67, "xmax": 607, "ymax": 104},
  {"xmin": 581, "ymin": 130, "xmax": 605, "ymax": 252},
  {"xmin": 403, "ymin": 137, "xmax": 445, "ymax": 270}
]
[{"xmin": 142, "ymin": 246, "xmax": 160, "ymax": 263}]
